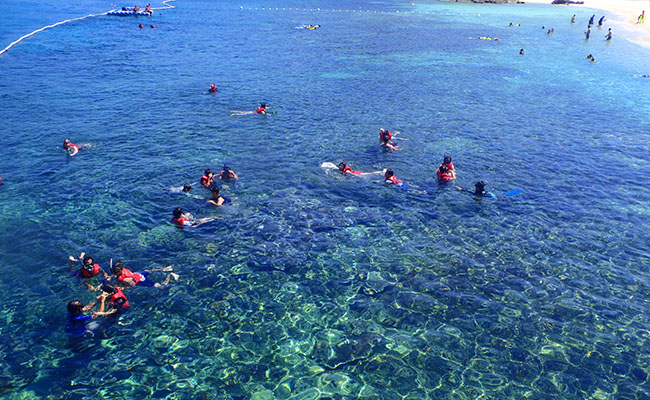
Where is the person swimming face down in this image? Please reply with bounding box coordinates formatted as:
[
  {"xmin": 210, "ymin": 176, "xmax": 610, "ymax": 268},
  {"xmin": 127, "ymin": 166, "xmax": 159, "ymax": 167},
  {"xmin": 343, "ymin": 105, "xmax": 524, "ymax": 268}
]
[
  {"xmin": 182, "ymin": 184, "xmax": 192, "ymax": 193},
  {"xmin": 474, "ymin": 181, "xmax": 487, "ymax": 195}
]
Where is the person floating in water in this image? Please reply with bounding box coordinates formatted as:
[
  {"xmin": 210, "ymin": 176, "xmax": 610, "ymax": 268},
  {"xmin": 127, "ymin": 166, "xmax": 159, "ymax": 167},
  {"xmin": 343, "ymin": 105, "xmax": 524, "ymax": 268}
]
[
  {"xmin": 111, "ymin": 261, "xmax": 178, "ymax": 288},
  {"xmin": 63, "ymin": 139, "xmax": 81, "ymax": 156},
  {"xmin": 65, "ymin": 300, "xmax": 102, "ymax": 336},
  {"xmin": 384, "ymin": 169, "xmax": 403, "ymax": 186},
  {"xmin": 379, "ymin": 130, "xmax": 399, "ymax": 151},
  {"xmin": 439, "ymin": 155, "xmax": 456, "ymax": 180},
  {"xmin": 171, "ymin": 207, "xmax": 212, "ymax": 227},
  {"xmin": 605, "ymin": 28, "xmax": 612, "ymax": 41},
  {"xmin": 254, "ymin": 103, "xmax": 267, "ymax": 114},
  {"xmin": 337, "ymin": 162, "xmax": 384, "ymax": 177},
  {"xmin": 571, "ymin": 15, "xmax": 576, "ymax": 24},
  {"xmin": 519, "ymin": 48, "xmax": 525, "ymax": 55},
  {"xmin": 200, "ymin": 169, "xmax": 215, "ymax": 188},
  {"xmin": 456, "ymin": 181, "xmax": 495, "ymax": 198},
  {"xmin": 437, "ymin": 165, "xmax": 453, "ymax": 182},
  {"xmin": 218, "ymin": 166, "xmax": 238, "ymax": 180},
  {"xmin": 207, "ymin": 186, "xmax": 228, "ymax": 207},
  {"xmin": 231, "ymin": 103, "xmax": 268, "ymax": 116},
  {"xmin": 588, "ymin": 14, "xmax": 595, "ymax": 27},
  {"xmin": 94, "ymin": 284, "xmax": 129, "ymax": 318},
  {"xmin": 69, "ymin": 253, "xmax": 111, "ymax": 291},
  {"xmin": 585, "ymin": 27, "xmax": 591, "ymax": 40},
  {"xmin": 208, "ymin": 83, "xmax": 218, "ymax": 93}
]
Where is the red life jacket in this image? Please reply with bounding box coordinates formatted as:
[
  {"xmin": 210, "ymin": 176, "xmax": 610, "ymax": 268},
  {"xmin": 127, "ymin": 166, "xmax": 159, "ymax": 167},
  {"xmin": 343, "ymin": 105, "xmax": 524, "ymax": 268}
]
[
  {"xmin": 254, "ymin": 107, "xmax": 265, "ymax": 114},
  {"xmin": 171, "ymin": 217, "xmax": 189, "ymax": 226},
  {"xmin": 343, "ymin": 166, "xmax": 362, "ymax": 176},
  {"xmin": 117, "ymin": 268, "xmax": 143, "ymax": 285},
  {"xmin": 380, "ymin": 130, "xmax": 392, "ymax": 142},
  {"xmin": 80, "ymin": 263, "xmax": 100, "ymax": 278},
  {"xmin": 209, "ymin": 86, "xmax": 217, "ymax": 93},
  {"xmin": 386, "ymin": 176, "xmax": 402, "ymax": 185},
  {"xmin": 437, "ymin": 170, "xmax": 452, "ymax": 182},
  {"xmin": 110, "ymin": 288, "xmax": 130, "ymax": 308},
  {"xmin": 200, "ymin": 175, "xmax": 212, "ymax": 187}
]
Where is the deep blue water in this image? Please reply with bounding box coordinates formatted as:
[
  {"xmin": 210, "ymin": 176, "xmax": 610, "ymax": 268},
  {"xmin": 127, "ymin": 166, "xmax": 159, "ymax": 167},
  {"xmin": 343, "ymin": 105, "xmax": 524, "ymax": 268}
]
[{"xmin": 1, "ymin": 0, "xmax": 650, "ymax": 399}]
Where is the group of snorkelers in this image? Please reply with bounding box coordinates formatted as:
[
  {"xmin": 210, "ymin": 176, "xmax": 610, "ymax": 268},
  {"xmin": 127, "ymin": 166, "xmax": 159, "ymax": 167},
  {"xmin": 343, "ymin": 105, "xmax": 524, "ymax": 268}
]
[
  {"xmin": 65, "ymin": 252, "xmax": 178, "ymax": 337},
  {"xmin": 169, "ymin": 166, "xmax": 238, "ymax": 228},
  {"xmin": 337, "ymin": 129, "xmax": 492, "ymax": 196}
]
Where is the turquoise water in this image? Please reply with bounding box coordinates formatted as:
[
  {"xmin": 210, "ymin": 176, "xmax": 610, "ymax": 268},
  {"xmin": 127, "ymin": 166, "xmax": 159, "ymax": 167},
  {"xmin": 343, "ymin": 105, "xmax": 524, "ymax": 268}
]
[{"xmin": 1, "ymin": 0, "xmax": 650, "ymax": 398}]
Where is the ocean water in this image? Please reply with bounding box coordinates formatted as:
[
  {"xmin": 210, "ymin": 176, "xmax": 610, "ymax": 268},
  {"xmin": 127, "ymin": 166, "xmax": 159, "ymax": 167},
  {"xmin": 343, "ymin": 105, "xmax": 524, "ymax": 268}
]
[{"xmin": 1, "ymin": 0, "xmax": 650, "ymax": 398}]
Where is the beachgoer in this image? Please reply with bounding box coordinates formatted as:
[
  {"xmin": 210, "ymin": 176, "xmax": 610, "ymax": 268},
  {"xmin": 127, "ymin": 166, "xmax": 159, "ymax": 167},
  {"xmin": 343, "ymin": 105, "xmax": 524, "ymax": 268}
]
[
  {"xmin": 94, "ymin": 284, "xmax": 129, "ymax": 317},
  {"xmin": 170, "ymin": 207, "xmax": 211, "ymax": 227},
  {"xmin": 69, "ymin": 253, "xmax": 111, "ymax": 291},
  {"xmin": 209, "ymin": 83, "xmax": 218, "ymax": 93},
  {"xmin": 111, "ymin": 261, "xmax": 178, "ymax": 288},
  {"xmin": 588, "ymin": 15, "xmax": 595, "ymax": 26},
  {"xmin": 605, "ymin": 28, "xmax": 612, "ymax": 41},
  {"xmin": 440, "ymin": 155, "xmax": 456, "ymax": 179},
  {"xmin": 62, "ymin": 139, "xmax": 81, "ymax": 156},
  {"xmin": 598, "ymin": 16, "xmax": 605, "ymax": 27},
  {"xmin": 384, "ymin": 169, "xmax": 403, "ymax": 186},
  {"xmin": 200, "ymin": 169, "xmax": 215, "ymax": 188},
  {"xmin": 254, "ymin": 103, "xmax": 267, "ymax": 114},
  {"xmin": 218, "ymin": 166, "xmax": 238, "ymax": 180},
  {"xmin": 571, "ymin": 15, "xmax": 576, "ymax": 24},
  {"xmin": 585, "ymin": 28, "xmax": 591, "ymax": 40},
  {"xmin": 65, "ymin": 300, "xmax": 101, "ymax": 336},
  {"xmin": 207, "ymin": 186, "xmax": 227, "ymax": 207},
  {"xmin": 638, "ymin": 11, "xmax": 645, "ymax": 24},
  {"xmin": 519, "ymin": 48, "xmax": 525, "ymax": 55}
]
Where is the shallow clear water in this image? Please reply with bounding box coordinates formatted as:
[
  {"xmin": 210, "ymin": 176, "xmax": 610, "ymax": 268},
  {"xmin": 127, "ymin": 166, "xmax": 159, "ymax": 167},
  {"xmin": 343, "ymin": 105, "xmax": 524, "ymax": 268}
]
[{"xmin": 1, "ymin": 0, "xmax": 650, "ymax": 399}]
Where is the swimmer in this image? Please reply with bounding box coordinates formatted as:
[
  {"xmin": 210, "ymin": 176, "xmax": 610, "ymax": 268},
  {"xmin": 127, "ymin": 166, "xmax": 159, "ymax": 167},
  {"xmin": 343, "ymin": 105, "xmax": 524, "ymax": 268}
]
[
  {"xmin": 218, "ymin": 166, "xmax": 238, "ymax": 180},
  {"xmin": 605, "ymin": 28, "xmax": 612, "ymax": 41},
  {"xmin": 207, "ymin": 186, "xmax": 228, "ymax": 207},
  {"xmin": 145, "ymin": 3, "xmax": 151, "ymax": 13},
  {"xmin": 598, "ymin": 16, "xmax": 605, "ymax": 27},
  {"xmin": 456, "ymin": 181, "xmax": 495, "ymax": 198},
  {"xmin": 588, "ymin": 14, "xmax": 595, "ymax": 27},
  {"xmin": 134, "ymin": 5, "xmax": 139, "ymax": 12},
  {"xmin": 585, "ymin": 28, "xmax": 591, "ymax": 40},
  {"xmin": 62, "ymin": 139, "xmax": 81, "ymax": 156},
  {"xmin": 586, "ymin": 54, "xmax": 596, "ymax": 63},
  {"xmin": 439, "ymin": 155, "xmax": 456, "ymax": 180},
  {"xmin": 379, "ymin": 128, "xmax": 407, "ymax": 143},
  {"xmin": 200, "ymin": 169, "xmax": 215, "ymax": 188},
  {"xmin": 571, "ymin": 15, "xmax": 576, "ymax": 24},
  {"xmin": 150, "ymin": 25, "xmax": 156, "ymax": 28},
  {"xmin": 208, "ymin": 83, "xmax": 218, "ymax": 93},
  {"xmin": 384, "ymin": 169, "xmax": 403, "ymax": 186},
  {"xmin": 254, "ymin": 103, "xmax": 267, "ymax": 114},
  {"xmin": 69, "ymin": 253, "xmax": 111, "ymax": 291},
  {"xmin": 171, "ymin": 207, "xmax": 212, "ymax": 227},
  {"xmin": 337, "ymin": 162, "xmax": 384, "ymax": 177},
  {"xmin": 65, "ymin": 300, "xmax": 102, "ymax": 336},
  {"xmin": 0, "ymin": 176, "xmax": 2, "ymax": 185},
  {"xmin": 183, "ymin": 183, "xmax": 192, "ymax": 193},
  {"xmin": 380, "ymin": 132, "xmax": 399, "ymax": 151},
  {"xmin": 437, "ymin": 165, "xmax": 452, "ymax": 182},
  {"xmin": 230, "ymin": 103, "xmax": 268, "ymax": 116},
  {"xmin": 508, "ymin": 22, "xmax": 513, "ymax": 27},
  {"xmin": 519, "ymin": 48, "xmax": 525, "ymax": 55},
  {"xmin": 111, "ymin": 261, "xmax": 178, "ymax": 288},
  {"xmin": 139, "ymin": 23, "xmax": 144, "ymax": 28},
  {"xmin": 94, "ymin": 284, "xmax": 129, "ymax": 317}
]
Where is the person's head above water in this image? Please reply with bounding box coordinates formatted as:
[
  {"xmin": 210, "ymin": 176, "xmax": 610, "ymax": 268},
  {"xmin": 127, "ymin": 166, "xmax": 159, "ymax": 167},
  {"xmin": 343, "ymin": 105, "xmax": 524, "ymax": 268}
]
[
  {"xmin": 102, "ymin": 283, "xmax": 118, "ymax": 295},
  {"xmin": 338, "ymin": 162, "xmax": 347, "ymax": 171},
  {"xmin": 443, "ymin": 155, "xmax": 452, "ymax": 165},
  {"xmin": 111, "ymin": 261, "xmax": 124, "ymax": 276},
  {"xmin": 385, "ymin": 169, "xmax": 395, "ymax": 179},
  {"xmin": 63, "ymin": 139, "xmax": 72, "ymax": 148},
  {"xmin": 82, "ymin": 255, "xmax": 94, "ymax": 269},
  {"xmin": 67, "ymin": 300, "xmax": 83, "ymax": 315},
  {"xmin": 474, "ymin": 181, "xmax": 487, "ymax": 194},
  {"xmin": 260, "ymin": 103, "xmax": 266, "ymax": 108},
  {"xmin": 173, "ymin": 207, "xmax": 183, "ymax": 219},
  {"xmin": 183, "ymin": 183, "xmax": 192, "ymax": 193},
  {"xmin": 439, "ymin": 165, "xmax": 449, "ymax": 174},
  {"xmin": 203, "ymin": 169, "xmax": 213, "ymax": 176},
  {"xmin": 211, "ymin": 186, "xmax": 221, "ymax": 197}
]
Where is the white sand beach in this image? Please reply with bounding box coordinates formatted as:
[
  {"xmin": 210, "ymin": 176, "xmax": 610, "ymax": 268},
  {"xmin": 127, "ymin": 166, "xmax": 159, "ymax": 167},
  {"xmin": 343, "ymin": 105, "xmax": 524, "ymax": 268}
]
[{"xmin": 525, "ymin": 0, "xmax": 650, "ymax": 47}]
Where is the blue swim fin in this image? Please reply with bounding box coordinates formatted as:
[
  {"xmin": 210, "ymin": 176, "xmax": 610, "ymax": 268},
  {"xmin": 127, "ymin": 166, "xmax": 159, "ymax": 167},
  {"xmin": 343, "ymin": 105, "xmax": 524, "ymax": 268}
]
[{"xmin": 504, "ymin": 189, "xmax": 523, "ymax": 196}]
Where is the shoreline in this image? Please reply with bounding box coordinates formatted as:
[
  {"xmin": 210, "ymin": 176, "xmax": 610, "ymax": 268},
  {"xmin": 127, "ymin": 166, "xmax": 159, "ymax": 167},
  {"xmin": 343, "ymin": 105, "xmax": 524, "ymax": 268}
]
[{"xmin": 523, "ymin": 0, "xmax": 650, "ymax": 48}]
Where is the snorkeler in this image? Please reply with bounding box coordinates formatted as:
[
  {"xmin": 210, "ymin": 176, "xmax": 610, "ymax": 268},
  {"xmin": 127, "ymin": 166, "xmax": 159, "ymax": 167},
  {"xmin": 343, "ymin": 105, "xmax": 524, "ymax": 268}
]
[
  {"xmin": 337, "ymin": 162, "xmax": 383, "ymax": 177},
  {"xmin": 200, "ymin": 169, "xmax": 215, "ymax": 188},
  {"xmin": 254, "ymin": 103, "xmax": 267, "ymax": 114},
  {"xmin": 384, "ymin": 169, "xmax": 403, "ymax": 186},
  {"xmin": 62, "ymin": 139, "xmax": 81, "ymax": 156},
  {"xmin": 170, "ymin": 207, "xmax": 212, "ymax": 227},
  {"xmin": 94, "ymin": 284, "xmax": 129, "ymax": 317},
  {"xmin": 69, "ymin": 253, "xmax": 111, "ymax": 291},
  {"xmin": 207, "ymin": 186, "xmax": 228, "ymax": 207},
  {"xmin": 437, "ymin": 165, "xmax": 453, "ymax": 182},
  {"xmin": 111, "ymin": 261, "xmax": 178, "ymax": 288},
  {"xmin": 65, "ymin": 300, "xmax": 102, "ymax": 336},
  {"xmin": 218, "ymin": 166, "xmax": 238, "ymax": 180},
  {"xmin": 208, "ymin": 83, "xmax": 218, "ymax": 93},
  {"xmin": 380, "ymin": 134, "xmax": 399, "ymax": 151},
  {"xmin": 456, "ymin": 181, "xmax": 495, "ymax": 198},
  {"xmin": 439, "ymin": 155, "xmax": 456, "ymax": 179},
  {"xmin": 230, "ymin": 103, "xmax": 268, "ymax": 116}
]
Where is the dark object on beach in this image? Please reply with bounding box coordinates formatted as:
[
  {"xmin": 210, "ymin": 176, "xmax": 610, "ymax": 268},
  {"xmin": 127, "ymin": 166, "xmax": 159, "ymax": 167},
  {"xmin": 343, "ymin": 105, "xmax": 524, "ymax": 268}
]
[{"xmin": 551, "ymin": 0, "xmax": 584, "ymax": 4}]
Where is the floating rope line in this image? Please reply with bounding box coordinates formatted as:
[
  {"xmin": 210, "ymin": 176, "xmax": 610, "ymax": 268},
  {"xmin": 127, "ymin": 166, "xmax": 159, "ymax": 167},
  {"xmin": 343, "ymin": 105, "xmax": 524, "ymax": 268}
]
[
  {"xmin": 0, "ymin": 0, "xmax": 175, "ymax": 56},
  {"xmin": 239, "ymin": 7, "xmax": 480, "ymax": 17}
]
